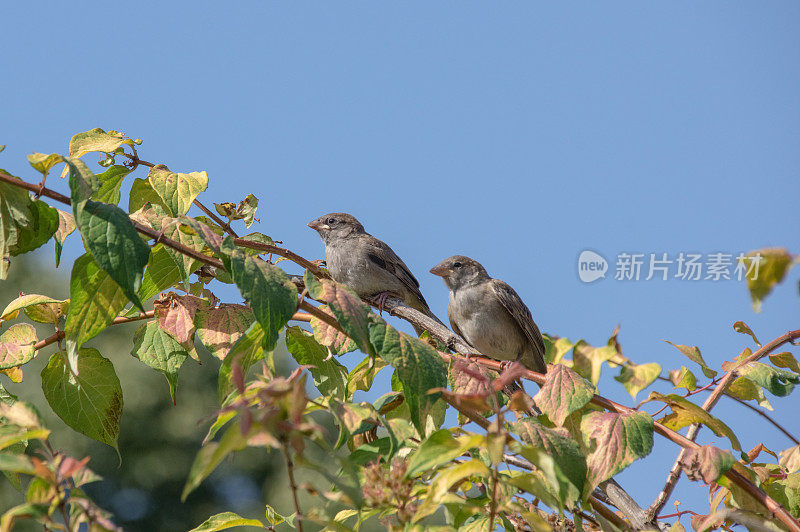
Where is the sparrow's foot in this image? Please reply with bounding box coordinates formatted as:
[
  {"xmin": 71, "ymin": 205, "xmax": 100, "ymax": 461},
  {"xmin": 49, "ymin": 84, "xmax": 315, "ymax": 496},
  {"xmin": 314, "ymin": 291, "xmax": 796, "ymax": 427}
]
[{"xmin": 372, "ymin": 292, "xmax": 397, "ymax": 315}]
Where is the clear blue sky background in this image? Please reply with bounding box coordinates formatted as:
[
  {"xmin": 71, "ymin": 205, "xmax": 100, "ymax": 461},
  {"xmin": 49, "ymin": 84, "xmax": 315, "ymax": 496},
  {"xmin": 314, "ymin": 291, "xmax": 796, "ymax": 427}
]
[{"xmin": 2, "ymin": 1, "xmax": 799, "ymax": 521}]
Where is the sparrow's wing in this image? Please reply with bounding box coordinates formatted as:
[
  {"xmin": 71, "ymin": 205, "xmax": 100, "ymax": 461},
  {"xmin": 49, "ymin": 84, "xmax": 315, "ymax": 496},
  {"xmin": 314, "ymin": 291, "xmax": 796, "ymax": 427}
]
[
  {"xmin": 363, "ymin": 235, "xmax": 429, "ymax": 308},
  {"xmin": 446, "ymin": 304, "xmax": 466, "ymax": 341},
  {"xmin": 489, "ymin": 279, "xmax": 546, "ymax": 365}
]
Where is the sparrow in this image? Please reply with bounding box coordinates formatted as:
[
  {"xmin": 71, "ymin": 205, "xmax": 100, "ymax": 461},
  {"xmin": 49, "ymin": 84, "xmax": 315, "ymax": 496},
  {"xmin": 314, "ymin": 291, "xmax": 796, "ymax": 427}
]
[
  {"xmin": 430, "ymin": 255, "xmax": 546, "ymax": 374},
  {"xmin": 308, "ymin": 212, "xmax": 442, "ymax": 334}
]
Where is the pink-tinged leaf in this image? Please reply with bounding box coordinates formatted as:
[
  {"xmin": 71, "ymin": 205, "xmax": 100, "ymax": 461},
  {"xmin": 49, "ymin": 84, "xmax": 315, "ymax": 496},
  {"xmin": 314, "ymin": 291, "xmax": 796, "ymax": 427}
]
[
  {"xmin": 304, "ymin": 272, "xmax": 374, "ymax": 356},
  {"xmin": 154, "ymin": 293, "xmax": 208, "ymax": 344},
  {"xmin": 534, "ymin": 364, "xmax": 596, "ymax": 426},
  {"xmin": 0, "ymin": 324, "xmax": 37, "ymax": 370},
  {"xmin": 779, "ymin": 445, "xmax": 800, "ymax": 474},
  {"xmin": 680, "ymin": 445, "xmax": 734, "ymax": 483},
  {"xmin": 580, "ymin": 410, "xmax": 653, "ymax": 492},
  {"xmin": 194, "ymin": 304, "xmax": 255, "ymax": 360},
  {"xmin": 449, "ymin": 357, "xmax": 493, "ymax": 396},
  {"xmin": 309, "ymin": 304, "xmax": 357, "ymax": 355}
]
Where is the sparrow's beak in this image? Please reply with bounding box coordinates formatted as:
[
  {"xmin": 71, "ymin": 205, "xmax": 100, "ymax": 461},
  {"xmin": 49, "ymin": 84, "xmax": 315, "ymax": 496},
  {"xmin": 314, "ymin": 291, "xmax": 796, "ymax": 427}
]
[
  {"xmin": 307, "ymin": 220, "xmax": 329, "ymax": 231},
  {"xmin": 429, "ymin": 264, "xmax": 448, "ymax": 277}
]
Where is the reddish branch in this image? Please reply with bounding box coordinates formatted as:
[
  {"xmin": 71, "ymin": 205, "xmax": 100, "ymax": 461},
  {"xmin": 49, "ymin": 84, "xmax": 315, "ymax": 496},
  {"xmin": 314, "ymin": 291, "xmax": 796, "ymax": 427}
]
[{"xmin": 647, "ymin": 328, "xmax": 800, "ymax": 520}]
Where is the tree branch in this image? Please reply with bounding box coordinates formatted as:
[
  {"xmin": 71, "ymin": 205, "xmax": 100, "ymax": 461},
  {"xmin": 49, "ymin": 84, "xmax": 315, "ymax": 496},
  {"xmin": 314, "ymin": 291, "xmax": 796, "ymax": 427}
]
[
  {"xmin": 647, "ymin": 329, "xmax": 800, "ymax": 520},
  {"xmin": 3, "ymin": 169, "xmax": 797, "ymax": 531}
]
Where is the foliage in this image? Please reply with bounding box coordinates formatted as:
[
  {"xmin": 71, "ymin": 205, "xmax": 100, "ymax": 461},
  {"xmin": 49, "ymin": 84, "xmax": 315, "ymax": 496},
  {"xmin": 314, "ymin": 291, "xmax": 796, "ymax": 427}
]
[{"xmin": 0, "ymin": 129, "xmax": 798, "ymax": 531}]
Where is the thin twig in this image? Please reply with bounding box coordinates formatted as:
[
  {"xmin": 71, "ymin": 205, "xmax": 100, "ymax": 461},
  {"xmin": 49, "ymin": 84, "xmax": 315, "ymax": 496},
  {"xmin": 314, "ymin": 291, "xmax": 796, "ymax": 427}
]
[
  {"xmin": 656, "ymin": 373, "xmax": 799, "ymax": 445},
  {"xmin": 234, "ymin": 238, "xmax": 327, "ymax": 278},
  {"xmin": 193, "ymin": 199, "xmax": 240, "ymax": 238},
  {"xmin": 33, "ymin": 311, "xmax": 156, "ymax": 352},
  {"xmin": 282, "ymin": 445, "xmax": 304, "ymax": 532},
  {"xmin": 647, "ymin": 329, "xmax": 800, "ymax": 520}
]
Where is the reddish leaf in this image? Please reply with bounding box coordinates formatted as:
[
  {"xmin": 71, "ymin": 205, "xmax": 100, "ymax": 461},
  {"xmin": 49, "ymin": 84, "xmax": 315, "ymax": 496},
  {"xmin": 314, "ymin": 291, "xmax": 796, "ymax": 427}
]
[
  {"xmin": 534, "ymin": 364, "xmax": 595, "ymax": 426},
  {"xmin": 680, "ymin": 445, "xmax": 734, "ymax": 484},
  {"xmin": 154, "ymin": 293, "xmax": 207, "ymax": 344},
  {"xmin": 309, "ymin": 304, "xmax": 357, "ymax": 355},
  {"xmin": 195, "ymin": 304, "xmax": 255, "ymax": 360},
  {"xmin": 581, "ymin": 410, "xmax": 653, "ymax": 491}
]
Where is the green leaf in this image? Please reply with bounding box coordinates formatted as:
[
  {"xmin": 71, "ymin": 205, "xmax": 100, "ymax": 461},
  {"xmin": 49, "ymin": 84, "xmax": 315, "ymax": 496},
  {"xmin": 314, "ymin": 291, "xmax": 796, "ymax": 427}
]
[
  {"xmin": 727, "ymin": 376, "xmax": 772, "ymax": 409},
  {"xmin": 512, "ymin": 418, "xmax": 587, "ymax": 498},
  {"xmin": 148, "ymin": 164, "xmax": 209, "ymax": 216},
  {"xmin": 414, "ymin": 459, "xmax": 490, "ymax": 520},
  {"xmin": 614, "ymin": 362, "xmax": 661, "ymax": 399},
  {"xmin": 0, "ymin": 324, "xmax": 37, "ymax": 370},
  {"xmin": 195, "ymin": 304, "xmax": 255, "ymax": 361},
  {"xmin": 544, "ymin": 335, "xmax": 574, "ymax": 365},
  {"xmin": 138, "ymin": 244, "xmax": 183, "ymax": 301},
  {"xmin": 745, "ymin": 248, "xmax": 795, "ymax": 312},
  {"xmin": 572, "ymin": 341, "xmax": 617, "ymax": 385},
  {"xmin": 182, "ymin": 422, "xmax": 248, "ymax": 501},
  {"xmin": 129, "ymin": 177, "xmax": 168, "ymax": 213},
  {"xmin": 27, "ymin": 153, "xmax": 63, "ymax": 176},
  {"xmin": 65, "ymin": 156, "xmax": 101, "ymax": 203},
  {"xmin": 534, "ymin": 364, "xmax": 595, "ymax": 426},
  {"xmin": 737, "ymin": 362, "xmax": 799, "ymax": 397},
  {"xmin": 53, "ymin": 209, "xmax": 75, "ymax": 268},
  {"xmin": 91, "ymin": 165, "xmax": 132, "ymax": 204},
  {"xmin": 0, "ymin": 171, "xmax": 32, "ymax": 279},
  {"xmin": 770, "ymin": 352, "xmax": 800, "ymax": 374},
  {"xmin": 9, "ymin": 200, "xmax": 59, "ymax": 256},
  {"xmin": 221, "ymin": 238, "xmax": 297, "ymax": 351},
  {"xmin": 41, "ymin": 349, "xmax": 123, "ymax": 449},
  {"xmin": 64, "ymin": 254, "xmax": 128, "ymax": 374},
  {"xmin": 131, "ymin": 321, "xmax": 190, "ymax": 403},
  {"xmin": 1, "ymin": 294, "xmax": 67, "ymax": 326},
  {"xmin": 665, "ymin": 341, "xmax": 717, "ymax": 379},
  {"xmin": 368, "ymin": 318, "xmax": 447, "ymax": 436},
  {"xmin": 132, "ymin": 204, "xmax": 205, "ymax": 283},
  {"xmin": 347, "ymin": 355, "xmax": 387, "ymax": 397},
  {"xmin": 581, "ymin": 410, "xmax": 654, "ymax": 492},
  {"xmin": 406, "ymin": 429, "xmax": 484, "ymax": 478},
  {"xmin": 669, "ymin": 366, "xmax": 698, "ymax": 392},
  {"xmin": 285, "ymin": 327, "xmax": 348, "ymax": 400},
  {"xmin": 680, "ymin": 445, "xmax": 734, "ymax": 483},
  {"xmin": 74, "ymin": 199, "xmax": 151, "ymax": 311},
  {"xmin": 68, "ymin": 128, "xmax": 136, "ymax": 160},
  {"xmin": 188, "ymin": 511, "xmax": 265, "ymax": 532},
  {"xmin": 645, "ymin": 392, "xmax": 741, "ymax": 451},
  {"xmin": 733, "ymin": 321, "xmax": 761, "ymax": 346},
  {"xmin": 0, "ymin": 503, "xmax": 49, "ymax": 531},
  {"xmin": 218, "ymin": 322, "xmax": 268, "ymax": 403},
  {"xmin": 214, "ymin": 194, "xmax": 259, "ymax": 228}
]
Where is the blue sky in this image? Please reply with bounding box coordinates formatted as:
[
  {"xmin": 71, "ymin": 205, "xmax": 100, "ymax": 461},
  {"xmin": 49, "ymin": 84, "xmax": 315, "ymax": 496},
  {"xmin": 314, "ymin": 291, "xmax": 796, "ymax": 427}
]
[{"xmin": 2, "ymin": 1, "xmax": 799, "ymax": 519}]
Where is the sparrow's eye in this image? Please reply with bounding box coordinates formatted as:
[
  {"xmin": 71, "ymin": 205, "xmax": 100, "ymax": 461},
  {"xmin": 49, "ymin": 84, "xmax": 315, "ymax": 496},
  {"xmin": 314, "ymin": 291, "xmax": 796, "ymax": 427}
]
[
  {"xmin": 326, "ymin": 218, "xmax": 336, "ymax": 225},
  {"xmin": 453, "ymin": 261, "xmax": 462, "ymax": 268}
]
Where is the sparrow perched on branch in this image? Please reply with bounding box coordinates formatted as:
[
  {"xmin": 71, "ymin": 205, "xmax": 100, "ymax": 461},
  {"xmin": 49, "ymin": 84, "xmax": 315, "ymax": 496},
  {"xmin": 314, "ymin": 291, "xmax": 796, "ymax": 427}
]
[
  {"xmin": 430, "ymin": 255, "xmax": 547, "ymax": 374},
  {"xmin": 308, "ymin": 212, "xmax": 443, "ymax": 334}
]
